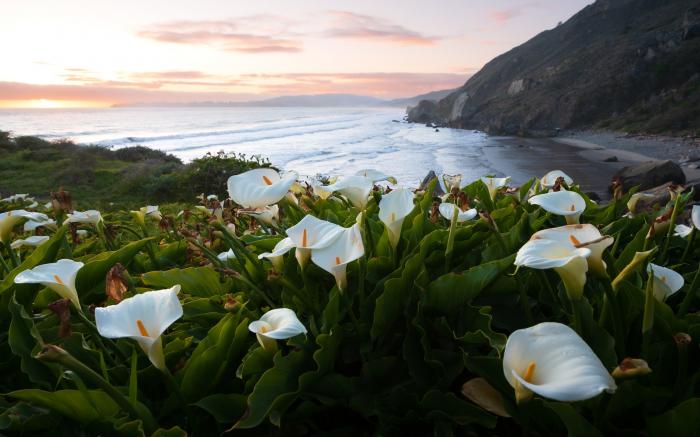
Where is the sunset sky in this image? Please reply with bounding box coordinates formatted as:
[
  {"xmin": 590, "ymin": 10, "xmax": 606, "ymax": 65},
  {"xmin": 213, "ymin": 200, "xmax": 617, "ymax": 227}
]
[{"xmin": 0, "ymin": 0, "xmax": 592, "ymax": 108}]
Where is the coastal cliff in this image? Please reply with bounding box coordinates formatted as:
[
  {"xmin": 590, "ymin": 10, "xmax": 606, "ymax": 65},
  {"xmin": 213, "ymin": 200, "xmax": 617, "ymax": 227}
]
[{"xmin": 408, "ymin": 0, "xmax": 700, "ymax": 136}]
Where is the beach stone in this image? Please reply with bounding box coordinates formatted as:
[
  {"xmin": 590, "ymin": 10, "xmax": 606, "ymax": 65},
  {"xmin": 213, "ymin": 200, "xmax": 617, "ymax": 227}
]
[
  {"xmin": 611, "ymin": 160, "xmax": 685, "ymax": 193},
  {"xmin": 604, "ymin": 156, "xmax": 619, "ymax": 162},
  {"xmin": 419, "ymin": 170, "xmax": 445, "ymax": 196}
]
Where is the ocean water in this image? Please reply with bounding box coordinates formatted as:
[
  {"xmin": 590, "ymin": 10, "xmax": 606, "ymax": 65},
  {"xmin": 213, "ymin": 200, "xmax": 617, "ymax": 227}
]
[
  {"xmin": 0, "ymin": 107, "xmax": 501, "ymax": 187},
  {"xmin": 0, "ymin": 106, "xmax": 625, "ymax": 195}
]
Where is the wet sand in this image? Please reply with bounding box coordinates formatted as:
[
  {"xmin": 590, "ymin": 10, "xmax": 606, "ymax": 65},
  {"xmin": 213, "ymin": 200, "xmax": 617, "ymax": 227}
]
[{"xmin": 483, "ymin": 136, "xmax": 647, "ymax": 199}]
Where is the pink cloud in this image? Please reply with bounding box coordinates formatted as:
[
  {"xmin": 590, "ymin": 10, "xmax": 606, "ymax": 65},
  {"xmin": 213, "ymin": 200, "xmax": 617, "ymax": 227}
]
[
  {"xmin": 138, "ymin": 18, "xmax": 302, "ymax": 53},
  {"xmin": 489, "ymin": 3, "xmax": 539, "ymax": 23},
  {"xmin": 326, "ymin": 11, "xmax": 438, "ymax": 46}
]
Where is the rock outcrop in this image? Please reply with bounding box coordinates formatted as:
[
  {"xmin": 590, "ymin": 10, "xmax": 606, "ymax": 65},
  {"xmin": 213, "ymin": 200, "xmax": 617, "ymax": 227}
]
[
  {"xmin": 408, "ymin": 0, "xmax": 700, "ymax": 136},
  {"xmin": 611, "ymin": 160, "xmax": 686, "ymax": 192}
]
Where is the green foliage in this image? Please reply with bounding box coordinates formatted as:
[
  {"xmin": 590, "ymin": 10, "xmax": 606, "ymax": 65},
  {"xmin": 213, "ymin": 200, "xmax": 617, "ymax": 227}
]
[{"xmin": 0, "ymin": 165, "xmax": 699, "ymax": 436}]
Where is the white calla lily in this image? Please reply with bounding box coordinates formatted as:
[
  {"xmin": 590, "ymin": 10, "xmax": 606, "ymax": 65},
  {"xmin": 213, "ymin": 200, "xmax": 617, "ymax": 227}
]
[
  {"xmin": 481, "ymin": 176, "xmax": 510, "ymax": 200},
  {"xmin": 378, "ymin": 188, "xmax": 415, "ymax": 248},
  {"xmin": 647, "ymin": 263, "xmax": 684, "ymax": 301},
  {"xmin": 322, "ymin": 175, "xmax": 374, "ymax": 209},
  {"xmin": 217, "ymin": 249, "xmax": 236, "ymax": 262},
  {"xmin": 248, "ymin": 308, "xmax": 307, "ymax": 350},
  {"xmin": 515, "ymin": 239, "xmax": 591, "ymax": 300},
  {"xmin": 503, "ymin": 322, "xmax": 616, "ymax": 403},
  {"xmin": 529, "ymin": 190, "xmax": 586, "ymax": 224},
  {"xmin": 244, "ymin": 205, "xmax": 279, "ymax": 226},
  {"xmin": 258, "ymin": 237, "xmax": 296, "ymax": 272},
  {"xmin": 531, "ymin": 224, "xmax": 613, "ymax": 277},
  {"xmin": 24, "ymin": 218, "xmax": 56, "ymax": 232},
  {"xmin": 626, "ymin": 193, "xmax": 655, "ymax": 216},
  {"xmin": 131, "ymin": 205, "xmax": 161, "ymax": 226},
  {"xmin": 311, "ymin": 224, "xmax": 365, "ymax": 291},
  {"xmin": 675, "ymin": 224, "xmax": 693, "ymax": 238},
  {"xmin": 0, "ymin": 210, "xmax": 49, "ymax": 244},
  {"xmin": 2, "ymin": 193, "xmax": 31, "ymax": 203},
  {"xmin": 64, "ymin": 210, "xmax": 102, "ymax": 226},
  {"xmin": 227, "ymin": 168, "xmax": 298, "ymax": 209},
  {"xmin": 438, "ymin": 203, "xmax": 477, "ymax": 222},
  {"xmin": 95, "ymin": 286, "xmax": 183, "ymax": 370},
  {"xmin": 442, "ymin": 174, "xmax": 463, "ymax": 193},
  {"xmin": 11, "ymin": 235, "xmax": 50, "ymax": 250},
  {"xmin": 14, "ymin": 259, "xmax": 84, "ymax": 310},
  {"xmin": 692, "ymin": 205, "xmax": 700, "ymax": 229},
  {"xmin": 286, "ymin": 215, "xmax": 344, "ymax": 268},
  {"xmin": 540, "ymin": 170, "xmax": 573, "ymax": 188},
  {"xmin": 355, "ymin": 169, "xmax": 397, "ymax": 184}
]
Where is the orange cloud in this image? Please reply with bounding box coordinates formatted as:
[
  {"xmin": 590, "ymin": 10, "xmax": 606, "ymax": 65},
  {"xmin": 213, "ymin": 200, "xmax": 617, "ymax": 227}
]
[
  {"xmin": 138, "ymin": 18, "xmax": 302, "ymax": 53},
  {"xmin": 326, "ymin": 11, "xmax": 438, "ymax": 46},
  {"xmin": 0, "ymin": 71, "xmax": 467, "ymax": 106}
]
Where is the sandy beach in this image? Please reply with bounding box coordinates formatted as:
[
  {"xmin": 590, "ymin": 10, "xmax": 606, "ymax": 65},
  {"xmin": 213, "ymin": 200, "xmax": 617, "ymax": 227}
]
[{"xmin": 484, "ymin": 130, "xmax": 700, "ymax": 199}]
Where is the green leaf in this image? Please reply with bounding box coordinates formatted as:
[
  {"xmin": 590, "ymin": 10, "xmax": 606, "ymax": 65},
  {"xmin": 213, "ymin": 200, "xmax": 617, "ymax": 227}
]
[
  {"xmin": 233, "ymin": 350, "xmax": 307, "ymax": 429},
  {"xmin": 179, "ymin": 313, "xmax": 250, "ymax": 402},
  {"xmin": 545, "ymin": 402, "xmax": 603, "ymax": 437},
  {"xmin": 423, "ymin": 254, "xmax": 515, "ymax": 313},
  {"xmin": 142, "ymin": 266, "xmax": 228, "ymax": 297},
  {"xmin": 75, "ymin": 237, "xmax": 152, "ymax": 300},
  {"xmin": 194, "ymin": 393, "xmax": 248, "ymax": 423},
  {"xmin": 8, "ymin": 292, "xmax": 55, "ymax": 387},
  {"xmin": 8, "ymin": 389, "xmax": 119, "ymax": 425},
  {"xmin": 647, "ymin": 398, "xmax": 700, "ymax": 437}
]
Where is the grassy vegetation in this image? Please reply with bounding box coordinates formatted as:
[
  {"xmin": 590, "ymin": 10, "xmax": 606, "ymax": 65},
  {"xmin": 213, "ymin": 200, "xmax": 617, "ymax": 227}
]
[{"xmin": 0, "ymin": 131, "xmax": 270, "ymax": 209}]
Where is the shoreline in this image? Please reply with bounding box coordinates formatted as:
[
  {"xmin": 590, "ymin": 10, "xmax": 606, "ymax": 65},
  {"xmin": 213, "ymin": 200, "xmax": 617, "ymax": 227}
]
[{"xmin": 481, "ymin": 129, "xmax": 699, "ymax": 200}]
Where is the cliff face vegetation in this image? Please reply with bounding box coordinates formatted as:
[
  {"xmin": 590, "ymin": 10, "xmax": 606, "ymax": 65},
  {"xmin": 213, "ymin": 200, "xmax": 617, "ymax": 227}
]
[{"xmin": 409, "ymin": 0, "xmax": 700, "ymax": 136}]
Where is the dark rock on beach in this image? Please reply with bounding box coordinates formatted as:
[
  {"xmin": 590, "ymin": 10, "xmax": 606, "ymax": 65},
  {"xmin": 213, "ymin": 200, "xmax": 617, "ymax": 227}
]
[{"xmin": 611, "ymin": 160, "xmax": 686, "ymax": 192}]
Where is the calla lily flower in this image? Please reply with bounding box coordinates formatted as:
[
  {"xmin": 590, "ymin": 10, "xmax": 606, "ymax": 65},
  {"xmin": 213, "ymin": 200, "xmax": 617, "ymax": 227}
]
[
  {"xmin": 673, "ymin": 205, "xmax": 700, "ymax": 237},
  {"xmin": 11, "ymin": 235, "xmax": 50, "ymax": 250},
  {"xmin": 515, "ymin": 239, "xmax": 591, "ymax": 300},
  {"xmin": 227, "ymin": 168, "xmax": 298, "ymax": 209},
  {"xmin": 24, "ymin": 218, "xmax": 56, "ymax": 232},
  {"xmin": 378, "ymin": 188, "xmax": 415, "ymax": 248},
  {"xmin": 2, "ymin": 193, "xmax": 31, "ymax": 203},
  {"xmin": 442, "ymin": 174, "xmax": 463, "ymax": 193},
  {"xmin": 286, "ymin": 215, "xmax": 344, "ymax": 268},
  {"xmin": 481, "ymin": 176, "xmax": 510, "ymax": 200},
  {"xmin": 64, "ymin": 210, "xmax": 102, "ymax": 226},
  {"xmin": 244, "ymin": 205, "xmax": 279, "ymax": 226},
  {"xmin": 438, "ymin": 202, "xmax": 477, "ymax": 222},
  {"xmin": 322, "ymin": 175, "xmax": 374, "ymax": 209},
  {"xmin": 503, "ymin": 322, "xmax": 616, "ymax": 403},
  {"xmin": 531, "ymin": 224, "xmax": 613, "ymax": 277},
  {"xmin": 675, "ymin": 224, "xmax": 693, "ymax": 238},
  {"xmin": 612, "ymin": 249, "xmax": 656, "ymax": 291},
  {"xmin": 626, "ymin": 193, "xmax": 655, "ymax": 216},
  {"xmin": 355, "ymin": 169, "xmax": 397, "ymax": 184},
  {"xmin": 0, "ymin": 210, "xmax": 49, "ymax": 244},
  {"xmin": 258, "ymin": 237, "xmax": 296, "ymax": 272},
  {"xmin": 529, "ymin": 190, "xmax": 586, "ymax": 224},
  {"xmin": 540, "ymin": 170, "xmax": 573, "ymax": 188},
  {"xmin": 311, "ymin": 223, "xmax": 365, "ymax": 291},
  {"xmin": 131, "ymin": 205, "xmax": 161, "ymax": 226},
  {"xmin": 647, "ymin": 263, "xmax": 684, "ymax": 301},
  {"xmin": 248, "ymin": 308, "xmax": 307, "ymax": 350},
  {"xmin": 95, "ymin": 286, "xmax": 183, "ymax": 370},
  {"xmin": 14, "ymin": 259, "xmax": 84, "ymax": 310},
  {"xmin": 217, "ymin": 249, "xmax": 236, "ymax": 262}
]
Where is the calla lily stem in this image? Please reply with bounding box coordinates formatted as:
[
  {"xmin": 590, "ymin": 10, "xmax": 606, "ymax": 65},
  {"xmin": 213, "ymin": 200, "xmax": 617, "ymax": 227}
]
[
  {"xmin": 681, "ymin": 228, "xmax": 696, "ymax": 264},
  {"xmin": 444, "ymin": 207, "xmax": 458, "ymax": 273},
  {"xmin": 660, "ymin": 194, "xmax": 682, "ymax": 262},
  {"xmin": 678, "ymin": 260, "xmax": 700, "ymax": 317},
  {"xmin": 36, "ymin": 345, "xmax": 157, "ymax": 434},
  {"xmin": 600, "ymin": 279, "xmax": 626, "ymax": 358}
]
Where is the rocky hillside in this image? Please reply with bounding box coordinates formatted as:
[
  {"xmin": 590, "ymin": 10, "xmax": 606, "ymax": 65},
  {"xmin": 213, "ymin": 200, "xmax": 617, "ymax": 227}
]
[{"xmin": 408, "ymin": 0, "xmax": 700, "ymax": 136}]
